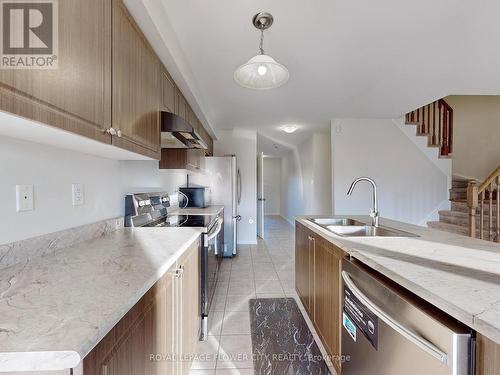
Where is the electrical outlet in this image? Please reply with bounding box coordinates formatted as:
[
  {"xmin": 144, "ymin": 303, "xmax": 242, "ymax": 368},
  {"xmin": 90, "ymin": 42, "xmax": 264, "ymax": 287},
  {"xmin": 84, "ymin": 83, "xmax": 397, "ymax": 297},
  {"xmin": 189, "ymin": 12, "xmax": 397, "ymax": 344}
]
[
  {"xmin": 16, "ymin": 185, "xmax": 34, "ymax": 212},
  {"xmin": 72, "ymin": 184, "xmax": 84, "ymax": 206}
]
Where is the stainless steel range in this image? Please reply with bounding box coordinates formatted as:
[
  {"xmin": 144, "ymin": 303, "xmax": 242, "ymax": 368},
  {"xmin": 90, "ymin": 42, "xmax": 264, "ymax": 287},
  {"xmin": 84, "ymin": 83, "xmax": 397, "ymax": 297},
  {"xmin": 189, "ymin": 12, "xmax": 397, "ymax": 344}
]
[{"xmin": 124, "ymin": 192, "xmax": 223, "ymax": 340}]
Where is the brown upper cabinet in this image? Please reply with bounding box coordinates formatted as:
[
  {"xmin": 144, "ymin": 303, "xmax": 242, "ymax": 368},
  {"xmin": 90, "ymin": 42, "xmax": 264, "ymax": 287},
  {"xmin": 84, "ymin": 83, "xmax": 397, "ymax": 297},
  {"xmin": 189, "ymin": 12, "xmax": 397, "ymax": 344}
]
[
  {"xmin": 187, "ymin": 107, "xmax": 198, "ymax": 131},
  {"xmin": 0, "ymin": 0, "xmax": 112, "ymax": 144},
  {"xmin": 201, "ymin": 125, "xmax": 214, "ymax": 156},
  {"xmin": 161, "ymin": 68, "xmax": 176, "ymax": 113},
  {"xmin": 176, "ymin": 91, "xmax": 188, "ymax": 121},
  {"xmin": 111, "ymin": 0, "xmax": 160, "ymax": 159},
  {"xmin": 0, "ymin": 0, "xmax": 212, "ymax": 160}
]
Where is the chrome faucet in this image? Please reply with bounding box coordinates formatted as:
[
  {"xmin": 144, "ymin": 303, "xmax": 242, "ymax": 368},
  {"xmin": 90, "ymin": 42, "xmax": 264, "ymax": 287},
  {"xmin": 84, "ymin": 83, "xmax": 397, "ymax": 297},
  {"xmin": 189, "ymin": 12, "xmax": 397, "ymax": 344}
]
[{"xmin": 347, "ymin": 177, "xmax": 379, "ymax": 227}]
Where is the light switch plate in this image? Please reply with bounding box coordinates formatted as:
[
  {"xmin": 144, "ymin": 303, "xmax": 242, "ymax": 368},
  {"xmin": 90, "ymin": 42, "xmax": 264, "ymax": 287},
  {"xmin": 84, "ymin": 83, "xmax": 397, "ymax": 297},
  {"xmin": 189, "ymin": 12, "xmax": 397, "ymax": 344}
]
[
  {"xmin": 72, "ymin": 183, "xmax": 84, "ymax": 206},
  {"xmin": 16, "ymin": 184, "xmax": 34, "ymax": 212}
]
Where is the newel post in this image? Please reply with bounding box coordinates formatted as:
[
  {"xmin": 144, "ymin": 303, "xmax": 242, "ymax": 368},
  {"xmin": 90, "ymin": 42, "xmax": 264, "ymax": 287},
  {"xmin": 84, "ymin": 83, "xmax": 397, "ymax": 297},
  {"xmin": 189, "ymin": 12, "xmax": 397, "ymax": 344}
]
[{"xmin": 467, "ymin": 182, "xmax": 479, "ymax": 238}]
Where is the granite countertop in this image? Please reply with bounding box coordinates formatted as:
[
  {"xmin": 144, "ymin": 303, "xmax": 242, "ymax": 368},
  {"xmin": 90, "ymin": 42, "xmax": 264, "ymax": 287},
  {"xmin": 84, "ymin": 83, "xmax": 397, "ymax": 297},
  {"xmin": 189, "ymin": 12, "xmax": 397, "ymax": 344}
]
[
  {"xmin": 297, "ymin": 216, "xmax": 500, "ymax": 345},
  {"xmin": 170, "ymin": 205, "xmax": 224, "ymax": 215},
  {"xmin": 0, "ymin": 227, "xmax": 203, "ymax": 372}
]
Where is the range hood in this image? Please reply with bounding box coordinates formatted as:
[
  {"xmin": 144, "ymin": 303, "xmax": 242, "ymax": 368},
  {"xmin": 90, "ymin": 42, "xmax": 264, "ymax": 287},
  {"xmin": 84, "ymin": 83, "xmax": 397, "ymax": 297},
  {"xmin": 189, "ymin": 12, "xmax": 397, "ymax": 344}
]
[{"xmin": 160, "ymin": 111, "xmax": 208, "ymax": 149}]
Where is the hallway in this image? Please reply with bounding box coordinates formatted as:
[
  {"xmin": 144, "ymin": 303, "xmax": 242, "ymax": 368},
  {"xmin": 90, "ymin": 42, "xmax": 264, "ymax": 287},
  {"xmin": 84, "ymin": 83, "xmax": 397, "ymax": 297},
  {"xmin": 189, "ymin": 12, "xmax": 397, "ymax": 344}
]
[{"xmin": 189, "ymin": 216, "xmax": 336, "ymax": 374}]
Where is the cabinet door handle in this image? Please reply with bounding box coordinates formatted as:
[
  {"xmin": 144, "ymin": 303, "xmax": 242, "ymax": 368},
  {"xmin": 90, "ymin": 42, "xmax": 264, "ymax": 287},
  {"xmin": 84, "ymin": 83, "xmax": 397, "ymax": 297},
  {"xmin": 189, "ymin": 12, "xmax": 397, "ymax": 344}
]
[
  {"xmin": 175, "ymin": 266, "xmax": 184, "ymax": 278},
  {"xmin": 105, "ymin": 127, "xmax": 117, "ymax": 136},
  {"xmin": 105, "ymin": 127, "xmax": 122, "ymax": 137},
  {"xmin": 101, "ymin": 364, "xmax": 108, "ymax": 375}
]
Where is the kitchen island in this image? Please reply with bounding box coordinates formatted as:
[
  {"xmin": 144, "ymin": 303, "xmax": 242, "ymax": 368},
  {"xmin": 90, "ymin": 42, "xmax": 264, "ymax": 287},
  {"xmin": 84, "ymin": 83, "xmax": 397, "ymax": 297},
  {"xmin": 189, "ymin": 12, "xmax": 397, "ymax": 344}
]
[
  {"xmin": 296, "ymin": 215, "xmax": 500, "ymax": 374},
  {"xmin": 0, "ymin": 226, "xmax": 203, "ymax": 373}
]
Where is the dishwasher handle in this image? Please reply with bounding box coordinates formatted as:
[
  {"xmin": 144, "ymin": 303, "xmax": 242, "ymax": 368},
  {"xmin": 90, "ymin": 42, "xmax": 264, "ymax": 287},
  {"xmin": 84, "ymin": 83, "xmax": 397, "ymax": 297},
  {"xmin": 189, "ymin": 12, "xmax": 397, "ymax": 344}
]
[{"xmin": 341, "ymin": 271, "xmax": 448, "ymax": 364}]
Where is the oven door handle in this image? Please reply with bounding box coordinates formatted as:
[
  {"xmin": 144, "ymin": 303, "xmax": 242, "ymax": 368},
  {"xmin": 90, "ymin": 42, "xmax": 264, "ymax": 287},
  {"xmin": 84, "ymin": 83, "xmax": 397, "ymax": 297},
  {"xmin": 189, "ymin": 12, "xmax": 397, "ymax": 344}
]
[
  {"xmin": 341, "ymin": 271, "xmax": 448, "ymax": 364},
  {"xmin": 207, "ymin": 217, "xmax": 223, "ymax": 241}
]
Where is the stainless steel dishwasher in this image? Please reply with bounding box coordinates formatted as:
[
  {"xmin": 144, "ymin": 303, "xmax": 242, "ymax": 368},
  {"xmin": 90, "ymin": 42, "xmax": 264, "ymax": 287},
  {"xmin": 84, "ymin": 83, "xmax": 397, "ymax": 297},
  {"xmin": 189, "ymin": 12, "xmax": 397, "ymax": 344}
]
[{"xmin": 341, "ymin": 258, "xmax": 474, "ymax": 375}]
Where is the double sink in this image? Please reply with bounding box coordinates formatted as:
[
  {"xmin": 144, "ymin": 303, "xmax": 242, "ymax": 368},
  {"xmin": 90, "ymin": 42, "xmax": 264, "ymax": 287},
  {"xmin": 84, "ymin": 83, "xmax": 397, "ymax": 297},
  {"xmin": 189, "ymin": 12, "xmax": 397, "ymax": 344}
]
[{"xmin": 308, "ymin": 217, "xmax": 418, "ymax": 237}]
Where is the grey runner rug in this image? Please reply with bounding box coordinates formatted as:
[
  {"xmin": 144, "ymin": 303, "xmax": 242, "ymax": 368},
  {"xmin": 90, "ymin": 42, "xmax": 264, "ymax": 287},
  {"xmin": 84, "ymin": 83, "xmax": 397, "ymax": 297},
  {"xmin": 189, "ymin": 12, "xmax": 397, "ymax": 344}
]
[{"xmin": 249, "ymin": 298, "xmax": 331, "ymax": 375}]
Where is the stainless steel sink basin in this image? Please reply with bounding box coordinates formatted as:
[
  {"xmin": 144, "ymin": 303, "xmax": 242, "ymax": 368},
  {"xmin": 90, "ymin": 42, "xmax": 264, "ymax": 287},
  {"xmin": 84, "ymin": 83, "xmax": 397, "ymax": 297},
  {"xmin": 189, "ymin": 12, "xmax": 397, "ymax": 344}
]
[
  {"xmin": 326, "ymin": 225, "xmax": 418, "ymax": 237},
  {"xmin": 308, "ymin": 217, "xmax": 365, "ymax": 226},
  {"xmin": 307, "ymin": 216, "xmax": 418, "ymax": 237}
]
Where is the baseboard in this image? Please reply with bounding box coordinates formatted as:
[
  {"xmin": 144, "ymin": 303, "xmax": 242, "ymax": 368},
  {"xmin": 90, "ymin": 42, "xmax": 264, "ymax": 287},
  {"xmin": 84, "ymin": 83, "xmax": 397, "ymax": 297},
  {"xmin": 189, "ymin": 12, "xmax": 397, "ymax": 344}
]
[{"xmin": 420, "ymin": 199, "xmax": 451, "ymax": 226}]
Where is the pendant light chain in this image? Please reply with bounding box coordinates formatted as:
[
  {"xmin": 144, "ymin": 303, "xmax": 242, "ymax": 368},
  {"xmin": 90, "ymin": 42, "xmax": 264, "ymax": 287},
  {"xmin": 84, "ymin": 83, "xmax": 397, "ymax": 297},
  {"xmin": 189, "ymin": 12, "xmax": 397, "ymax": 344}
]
[{"xmin": 259, "ymin": 29, "xmax": 265, "ymax": 55}]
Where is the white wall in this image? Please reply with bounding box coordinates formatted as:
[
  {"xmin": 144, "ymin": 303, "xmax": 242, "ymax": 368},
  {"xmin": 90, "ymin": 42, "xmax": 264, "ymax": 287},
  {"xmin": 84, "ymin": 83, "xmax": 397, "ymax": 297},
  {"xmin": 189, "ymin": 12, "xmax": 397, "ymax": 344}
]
[
  {"xmin": 263, "ymin": 157, "xmax": 281, "ymax": 215},
  {"xmin": 0, "ymin": 135, "xmax": 186, "ymax": 245},
  {"xmin": 331, "ymin": 119, "xmax": 448, "ymax": 225},
  {"xmin": 280, "ymin": 133, "xmax": 332, "ymax": 223},
  {"xmin": 445, "ymin": 95, "xmax": 500, "ymax": 181},
  {"xmin": 214, "ymin": 129, "xmax": 257, "ymax": 244}
]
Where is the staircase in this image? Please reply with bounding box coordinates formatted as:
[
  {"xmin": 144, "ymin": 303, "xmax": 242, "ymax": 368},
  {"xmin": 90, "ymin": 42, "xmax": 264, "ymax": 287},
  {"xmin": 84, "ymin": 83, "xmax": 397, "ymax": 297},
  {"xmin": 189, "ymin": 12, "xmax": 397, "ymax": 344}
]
[
  {"xmin": 405, "ymin": 98, "xmax": 453, "ymax": 158},
  {"xmin": 405, "ymin": 100, "xmax": 499, "ymax": 242},
  {"xmin": 428, "ymin": 174, "xmax": 499, "ymax": 242}
]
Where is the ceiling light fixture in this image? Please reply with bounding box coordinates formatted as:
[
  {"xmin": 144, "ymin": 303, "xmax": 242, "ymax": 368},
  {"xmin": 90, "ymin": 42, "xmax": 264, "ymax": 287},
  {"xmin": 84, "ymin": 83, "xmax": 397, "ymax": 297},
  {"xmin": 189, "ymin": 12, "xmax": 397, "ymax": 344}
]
[
  {"xmin": 234, "ymin": 12, "xmax": 290, "ymax": 90},
  {"xmin": 281, "ymin": 125, "xmax": 298, "ymax": 133}
]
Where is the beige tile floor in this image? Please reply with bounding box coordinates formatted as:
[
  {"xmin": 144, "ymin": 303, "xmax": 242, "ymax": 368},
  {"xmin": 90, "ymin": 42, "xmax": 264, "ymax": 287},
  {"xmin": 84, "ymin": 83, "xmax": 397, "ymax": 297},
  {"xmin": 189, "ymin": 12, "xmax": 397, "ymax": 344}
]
[{"xmin": 189, "ymin": 216, "xmax": 336, "ymax": 375}]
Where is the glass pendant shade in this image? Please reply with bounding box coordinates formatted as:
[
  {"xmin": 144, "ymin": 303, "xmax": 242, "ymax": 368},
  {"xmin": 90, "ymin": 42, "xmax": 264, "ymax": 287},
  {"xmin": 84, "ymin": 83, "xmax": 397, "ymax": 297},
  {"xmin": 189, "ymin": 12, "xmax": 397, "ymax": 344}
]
[{"xmin": 234, "ymin": 54, "xmax": 290, "ymax": 90}]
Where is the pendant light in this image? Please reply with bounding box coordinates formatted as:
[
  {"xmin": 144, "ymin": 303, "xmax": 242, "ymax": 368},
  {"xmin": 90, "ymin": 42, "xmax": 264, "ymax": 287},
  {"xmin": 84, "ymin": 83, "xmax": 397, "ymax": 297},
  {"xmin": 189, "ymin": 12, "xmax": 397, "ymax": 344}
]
[{"xmin": 234, "ymin": 12, "xmax": 290, "ymax": 90}]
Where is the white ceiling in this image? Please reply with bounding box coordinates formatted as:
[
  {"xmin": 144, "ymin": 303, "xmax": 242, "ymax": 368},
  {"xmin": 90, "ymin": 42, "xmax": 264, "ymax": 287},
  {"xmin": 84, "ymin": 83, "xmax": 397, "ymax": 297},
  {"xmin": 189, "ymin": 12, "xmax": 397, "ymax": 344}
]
[
  {"xmin": 130, "ymin": 0, "xmax": 500, "ymax": 145},
  {"xmin": 257, "ymin": 133, "xmax": 293, "ymax": 158}
]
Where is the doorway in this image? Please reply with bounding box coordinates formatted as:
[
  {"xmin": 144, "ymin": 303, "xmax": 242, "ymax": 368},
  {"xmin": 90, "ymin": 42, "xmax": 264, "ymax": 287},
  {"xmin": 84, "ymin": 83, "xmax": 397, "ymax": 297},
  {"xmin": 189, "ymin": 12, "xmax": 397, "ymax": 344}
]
[
  {"xmin": 257, "ymin": 152, "xmax": 265, "ymax": 238},
  {"xmin": 257, "ymin": 153, "xmax": 283, "ymax": 239}
]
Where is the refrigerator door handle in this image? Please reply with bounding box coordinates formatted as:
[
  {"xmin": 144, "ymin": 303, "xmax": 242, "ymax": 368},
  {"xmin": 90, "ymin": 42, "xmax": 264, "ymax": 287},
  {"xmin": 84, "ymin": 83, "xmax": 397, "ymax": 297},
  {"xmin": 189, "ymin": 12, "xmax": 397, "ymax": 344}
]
[
  {"xmin": 342, "ymin": 271, "xmax": 448, "ymax": 364},
  {"xmin": 237, "ymin": 169, "xmax": 242, "ymax": 205}
]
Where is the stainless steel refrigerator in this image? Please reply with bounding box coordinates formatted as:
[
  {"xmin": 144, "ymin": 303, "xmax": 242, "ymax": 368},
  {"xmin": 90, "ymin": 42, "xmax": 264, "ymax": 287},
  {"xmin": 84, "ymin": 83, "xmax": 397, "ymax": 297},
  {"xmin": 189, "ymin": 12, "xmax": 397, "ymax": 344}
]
[{"xmin": 204, "ymin": 155, "xmax": 241, "ymax": 257}]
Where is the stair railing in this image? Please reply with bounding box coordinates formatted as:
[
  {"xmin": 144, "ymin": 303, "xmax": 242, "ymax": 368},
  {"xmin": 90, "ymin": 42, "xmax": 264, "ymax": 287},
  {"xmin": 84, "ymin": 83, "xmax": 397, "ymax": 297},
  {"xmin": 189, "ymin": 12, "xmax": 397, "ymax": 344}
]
[
  {"xmin": 467, "ymin": 166, "xmax": 500, "ymax": 242},
  {"xmin": 405, "ymin": 99, "xmax": 453, "ymax": 157}
]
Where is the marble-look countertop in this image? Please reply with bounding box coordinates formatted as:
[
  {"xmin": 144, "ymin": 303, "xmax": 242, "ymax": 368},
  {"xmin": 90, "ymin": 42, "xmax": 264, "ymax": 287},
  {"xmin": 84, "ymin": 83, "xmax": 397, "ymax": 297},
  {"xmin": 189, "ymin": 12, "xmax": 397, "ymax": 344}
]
[
  {"xmin": 297, "ymin": 216, "xmax": 500, "ymax": 345},
  {"xmin": 0, "ymin": 227, "xmax": 203, "ymax": 372},
  {"xmin": 170, "ymin": 205, "xmax": 224, "ymax": 216}
]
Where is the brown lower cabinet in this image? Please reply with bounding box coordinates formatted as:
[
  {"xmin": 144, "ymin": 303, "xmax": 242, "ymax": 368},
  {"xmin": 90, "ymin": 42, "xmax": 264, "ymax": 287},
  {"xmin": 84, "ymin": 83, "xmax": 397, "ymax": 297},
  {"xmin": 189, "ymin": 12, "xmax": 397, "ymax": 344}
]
[
  {"xmin": 296, "ymin": 221, "xmax": 500, "ymax": 375},
  {"xmin": 295, "ymin": 221, "xmax": 343, "ymax": 374},
  {"xmin": 476, "ymin": 333, "xmax": 500, "ymax": 375},
  {"xmin": 83, "ymin": 238, "xmax": 200, "ymax": 375}
]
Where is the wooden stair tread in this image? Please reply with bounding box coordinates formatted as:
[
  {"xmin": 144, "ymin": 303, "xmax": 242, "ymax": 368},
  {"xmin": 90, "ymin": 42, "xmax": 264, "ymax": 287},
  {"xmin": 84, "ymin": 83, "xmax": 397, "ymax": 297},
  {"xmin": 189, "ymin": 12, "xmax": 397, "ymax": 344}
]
[
  {"xmin": 450, "ymin": 198, "xmax": 498, "ymax": 203},
  {"xmin": 439, "ymin": 210, "xmax": 498, "ymax": 218},
  {"xmin": 439, "ymin": 211, "xmax": 498, "ymax": 229}
]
